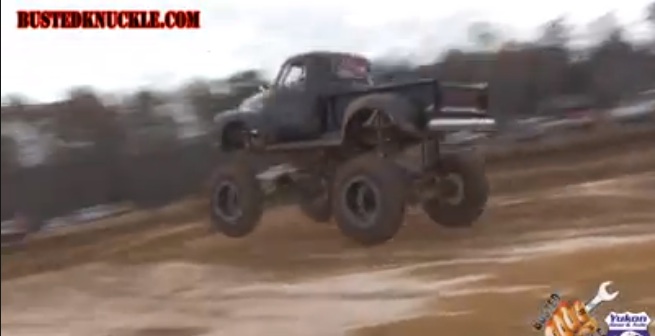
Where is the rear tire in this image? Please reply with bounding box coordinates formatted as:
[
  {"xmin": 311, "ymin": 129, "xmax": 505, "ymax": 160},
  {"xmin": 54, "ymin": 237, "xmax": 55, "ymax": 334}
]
[
  {"xmin": 299, "ymin": 196, "xmax": 331, "ymax": 223},
  {"xmin": 209, "ymin": 158, "xmax": 264, "ymax": 237},
  {"xmin": 421, "ymin": 153, "xmax": 489, "ymax": 227},
  {"xmin": 296, "ymin": 176, "xmax": 332, "ymax": 223},
  {"xmin": 332, "ymin": 155, "xmax": 406, "ymax": 245}
]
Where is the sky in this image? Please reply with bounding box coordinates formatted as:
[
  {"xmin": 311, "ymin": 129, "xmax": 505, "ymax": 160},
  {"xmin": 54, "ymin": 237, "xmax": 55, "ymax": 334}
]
[{"xmin": 1, "ymin": 0, "xmax": 653, "ymax": 102}]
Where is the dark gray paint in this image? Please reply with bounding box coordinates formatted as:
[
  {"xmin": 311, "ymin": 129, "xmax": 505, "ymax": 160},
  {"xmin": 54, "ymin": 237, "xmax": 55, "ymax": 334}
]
[{"xmin": 213, "ymin": 51, "xmax": 488, "ymax": 148}]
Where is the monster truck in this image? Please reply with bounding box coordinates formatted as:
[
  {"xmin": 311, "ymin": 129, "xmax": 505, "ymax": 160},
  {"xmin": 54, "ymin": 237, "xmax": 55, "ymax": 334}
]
[{"xmin": 210, "ymin": 51, "xmax": 496, "ymax": 245}]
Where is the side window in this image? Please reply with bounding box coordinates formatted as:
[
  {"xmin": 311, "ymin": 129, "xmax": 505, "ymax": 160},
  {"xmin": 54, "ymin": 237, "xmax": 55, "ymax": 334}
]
[{"xmin": 279, "ymin": 64, "xmax": 306, "ymax": 88}]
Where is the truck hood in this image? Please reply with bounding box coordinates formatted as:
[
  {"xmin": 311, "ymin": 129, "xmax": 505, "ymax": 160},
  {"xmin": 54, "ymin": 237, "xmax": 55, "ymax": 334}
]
[
  {"xmin": 213, "ymin": 89, "xmax": 268, "ymax": 123},
  {"xmin": 237, "ymin": 90, "xmax": 268, "ymax": 112}
]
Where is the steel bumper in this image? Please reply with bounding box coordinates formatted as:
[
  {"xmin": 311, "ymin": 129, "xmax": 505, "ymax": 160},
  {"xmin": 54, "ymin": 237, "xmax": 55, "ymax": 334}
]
[{"xmin": 427, "ymin": 117, "xmax": 497, "ymax": 132}]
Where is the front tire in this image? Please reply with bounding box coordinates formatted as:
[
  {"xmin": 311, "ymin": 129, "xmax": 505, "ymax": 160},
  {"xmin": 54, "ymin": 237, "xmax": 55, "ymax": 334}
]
[
  {"xmin": 332, "ymin": 156, "xmax": 406, "ymax": 245},
  {"xmin": 421, "ymin": 152, "xmax": 489, "ymax": 227},
  {"xmin": 209, "ymin": 158, "xmax": 264, "ymax": 237}
]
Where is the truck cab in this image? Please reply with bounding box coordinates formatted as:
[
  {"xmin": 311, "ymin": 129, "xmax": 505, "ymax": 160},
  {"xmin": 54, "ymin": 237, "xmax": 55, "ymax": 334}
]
[{"xmin": 259, "ymin": 52, "xmax": 373, "ymax": 142}]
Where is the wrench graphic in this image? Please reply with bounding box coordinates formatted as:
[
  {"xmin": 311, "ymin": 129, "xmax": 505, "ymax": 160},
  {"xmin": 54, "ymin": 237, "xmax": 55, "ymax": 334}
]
[{"xmin": 585, "ymin": 281, "xmax": 619, "ymax": 313}]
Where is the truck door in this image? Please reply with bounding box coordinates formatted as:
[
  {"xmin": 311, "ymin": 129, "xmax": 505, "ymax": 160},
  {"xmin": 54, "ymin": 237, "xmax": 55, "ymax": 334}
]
[{"xmin": 265, "ymin": 61, "xmax": 321, "ymax": 142}]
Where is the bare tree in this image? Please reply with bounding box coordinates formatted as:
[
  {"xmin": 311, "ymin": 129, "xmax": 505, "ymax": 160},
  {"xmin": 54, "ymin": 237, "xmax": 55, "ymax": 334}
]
[
  {"xmin": 2, "ymin": 94, "xmax": 29, "ymax": 108},
  {"xmin": 538, "ymin": 16, "xmax": 570, "ymax": 47},
  {"xmin": 56, "ymin": 86, "xmax": 107, "ymax": 143},
  {"xmin": 587, "ymin": 12, "xmax": 621, "ymax": 45},
  {"xmin": 467, "ymin": 22, "xmax": 501, "ymax": 50},
  {"xmin": 182, "ymin": 79, "xmax": 215, "ymax": 122}
]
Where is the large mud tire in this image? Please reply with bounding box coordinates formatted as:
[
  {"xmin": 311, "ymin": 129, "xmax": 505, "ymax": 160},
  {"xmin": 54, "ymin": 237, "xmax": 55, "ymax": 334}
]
[
  {"xmin": 209, "ymin": 158, "xmax": 264, "ymax": 238},
  {"xmin": 421, "ymin": 153, "xmax": 489, "ymax": 227},
  {"xmin": 332, "ymin": 156, "xmax": 406, "ymax": 246}
]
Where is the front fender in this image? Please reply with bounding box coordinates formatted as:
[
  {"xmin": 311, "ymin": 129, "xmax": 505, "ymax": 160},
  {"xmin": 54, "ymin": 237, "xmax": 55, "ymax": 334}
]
[{"xmin": 212, "ymin": 110, "xmax": 262, "ymax": 148}]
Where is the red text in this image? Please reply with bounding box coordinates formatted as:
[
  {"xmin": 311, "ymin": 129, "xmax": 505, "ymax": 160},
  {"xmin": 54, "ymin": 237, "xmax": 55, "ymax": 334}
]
[{"xmin": 16, "ymin": 10, "xmax": 201, "ymax": 29}]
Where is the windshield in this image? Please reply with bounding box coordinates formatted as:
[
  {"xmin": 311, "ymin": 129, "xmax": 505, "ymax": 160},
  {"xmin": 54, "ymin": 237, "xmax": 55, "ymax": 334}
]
[{"xmin": 335, "ymin": 56, "xmax": 370, "ymax": 80}]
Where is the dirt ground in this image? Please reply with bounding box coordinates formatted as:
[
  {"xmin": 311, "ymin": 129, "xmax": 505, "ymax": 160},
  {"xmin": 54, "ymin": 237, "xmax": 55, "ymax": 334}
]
[{"xmin": 2, "ymin": 133, "xmax": 655, "ymax": 336}]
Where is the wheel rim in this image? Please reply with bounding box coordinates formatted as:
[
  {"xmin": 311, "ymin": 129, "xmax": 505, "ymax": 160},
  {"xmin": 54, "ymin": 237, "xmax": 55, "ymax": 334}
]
[
  {"xmin": 342, "ymin": 176, "xmax": 381, "ymax": 228},
  {"xmin": 440, "ymin": 173, "xmax": 465, "ymax": 205},
  {"xmin": 213, "ymin": 181, "xmax": 242, "ymax": 222}
]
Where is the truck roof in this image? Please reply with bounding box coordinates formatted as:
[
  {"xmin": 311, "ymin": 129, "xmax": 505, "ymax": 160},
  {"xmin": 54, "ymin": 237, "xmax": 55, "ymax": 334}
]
[{"xmin": 286, "ymin": 51, "xmax": 369, "ymax": 64}]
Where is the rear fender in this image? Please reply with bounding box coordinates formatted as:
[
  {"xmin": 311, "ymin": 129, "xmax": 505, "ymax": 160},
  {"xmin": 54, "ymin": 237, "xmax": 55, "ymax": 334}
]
[{"xmin": 341, "ymin": 93, "xmax": 423, "ymax": 137}]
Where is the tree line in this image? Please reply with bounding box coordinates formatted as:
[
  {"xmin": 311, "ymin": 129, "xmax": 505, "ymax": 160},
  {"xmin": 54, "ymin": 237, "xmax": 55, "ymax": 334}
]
[{"xmin": 2, "ymin": 7, "xmax": 654, "ymax": 224}]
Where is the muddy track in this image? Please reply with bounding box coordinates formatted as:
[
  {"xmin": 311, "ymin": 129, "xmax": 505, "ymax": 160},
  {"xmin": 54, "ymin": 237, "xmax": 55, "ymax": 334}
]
[
  {"xmin": 2, "ymin": 128, "xmax": 655, "ymax": 336},
  {"xmin": 2, "ymin": 130, "xmax": 653, "ymax": 279}
]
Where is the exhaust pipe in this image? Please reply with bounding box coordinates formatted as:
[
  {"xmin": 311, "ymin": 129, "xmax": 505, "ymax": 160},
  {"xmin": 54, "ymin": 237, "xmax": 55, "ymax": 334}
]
[{"xmin": 428, "ymin": 118, "xmax": 496, "ymax": 132}]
